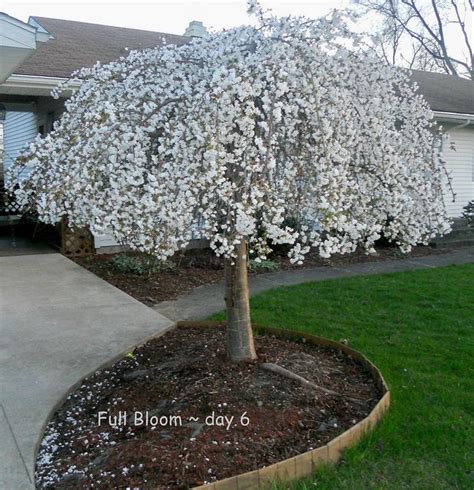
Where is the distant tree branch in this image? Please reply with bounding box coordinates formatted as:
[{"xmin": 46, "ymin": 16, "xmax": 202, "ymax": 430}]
[{"xmin": 356, "ymin": 0, "xmax": 473, "ymax": 79}]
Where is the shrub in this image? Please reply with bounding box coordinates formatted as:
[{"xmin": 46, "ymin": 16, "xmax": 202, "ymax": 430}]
[
  {"xmin": 248, "ymin": 259, "xmax": 279, "ymax": 272},
  {"xmin": 110, "ymin": 254, "xmax": 173, "ymax": 276},
  {"xmin": 462, "ymin": 201, "xmax": 474, "ymax": 226}
]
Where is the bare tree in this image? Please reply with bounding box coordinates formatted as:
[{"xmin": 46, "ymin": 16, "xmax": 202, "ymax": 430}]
[{"xmin": 355, "ymin": 0, "xmax": 474, "ymax": 78}]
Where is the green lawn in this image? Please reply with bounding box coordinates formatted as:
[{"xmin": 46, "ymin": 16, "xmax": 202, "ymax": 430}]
[{"xmin": 211, "ymin": 264, "xmax": 474, "ymax": 489}]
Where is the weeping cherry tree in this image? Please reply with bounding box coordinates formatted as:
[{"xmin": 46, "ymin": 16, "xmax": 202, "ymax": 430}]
[{"xmin": 9, "ymin": 1, "xmax": 451, "ymax": 362}]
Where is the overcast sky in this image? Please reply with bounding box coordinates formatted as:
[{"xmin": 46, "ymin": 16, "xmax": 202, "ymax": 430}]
[{"xmin": 1, "ymin": 0, "xmax": 349, "ymax": 36}]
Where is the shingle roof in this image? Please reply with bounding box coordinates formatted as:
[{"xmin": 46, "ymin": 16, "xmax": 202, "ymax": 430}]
[
  {"xmin": 14, "ymin": 16, "xmax": 190, "ymax": 78},
  {"xmin": 410, "ymin": 69, "xmax": 474, "ymax": 115},
  {"xmin": 13, "ymin": 17, "xmax": 474, "ymax": 116}
]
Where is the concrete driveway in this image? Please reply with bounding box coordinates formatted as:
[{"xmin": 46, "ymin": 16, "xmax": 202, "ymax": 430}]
[{"xmin": 0, "ymin": 253, "xmax": 173, "ymax": 488}]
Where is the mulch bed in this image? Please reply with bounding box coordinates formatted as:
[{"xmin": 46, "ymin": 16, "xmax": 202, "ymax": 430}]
[
  {"xmin": 36, "ymin": 325, "xmax": 381, "ymax": 489},
  {"xmin": 73, "ymin": 245, "xmax": 446, "ymax": 305}
]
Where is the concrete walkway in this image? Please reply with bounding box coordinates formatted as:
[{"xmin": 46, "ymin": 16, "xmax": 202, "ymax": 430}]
[
  {"xmin": 0, "ymin": 254, "xmax": 173, "ymax": 489},
  {"xmin": 153, "ymin": 247, "xmax": 474, "ymax": 321}
]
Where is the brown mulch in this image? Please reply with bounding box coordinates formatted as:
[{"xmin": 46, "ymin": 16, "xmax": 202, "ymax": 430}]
[
  {"xmin": 73, "ymin": 245, "xmax": 446, "ymax": 305},
  {"xmin": 73, "ymin": 249, "xmax": 224, "ymax": 306},
  {"xmin": 36, "ymin": 325, "xmax": 381, "ymax": 489}
]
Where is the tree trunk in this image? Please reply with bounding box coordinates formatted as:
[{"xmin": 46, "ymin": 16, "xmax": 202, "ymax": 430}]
[{"xmin": 224, "ymin": 239, "xmax": 257, "ymax": 362}]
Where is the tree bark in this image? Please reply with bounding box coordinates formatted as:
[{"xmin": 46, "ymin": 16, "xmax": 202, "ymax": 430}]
[{"xmin": 224, "ymin": 239, "xmax": 257, "ymax": 362}]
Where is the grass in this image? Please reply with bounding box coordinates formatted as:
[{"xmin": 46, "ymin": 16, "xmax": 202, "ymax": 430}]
[{"xmin": 211, "ymin": 264, "xmax": 474, "ymax": 488}]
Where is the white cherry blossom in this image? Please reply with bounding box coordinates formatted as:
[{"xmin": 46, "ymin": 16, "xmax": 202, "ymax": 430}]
[{"xmin": 8, "ymin": 2, "xmax": 451, "ymax": 360}]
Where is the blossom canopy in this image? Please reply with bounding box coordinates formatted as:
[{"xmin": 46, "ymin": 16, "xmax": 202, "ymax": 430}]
[{"xmin": 9, "ymin": 4, "xmax": 451, "ymax": 262}]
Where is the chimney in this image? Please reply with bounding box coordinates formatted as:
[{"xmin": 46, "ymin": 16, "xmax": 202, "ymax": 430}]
[{"xmin": 184, "ymin": 21, "xmax": 208, "ymax": 38}]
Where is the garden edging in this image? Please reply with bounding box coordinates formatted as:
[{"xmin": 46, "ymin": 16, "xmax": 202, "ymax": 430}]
[
  {"xmin": 179, "ymin": 322, "xmax": 390, "ymax": 489},
  {"xmin": 34, "ymin": 321, "xmax": 390, "ymax": 489},
  {"xmin": 32, "ymin": 323, "xmax": 177, "ymax": 482}
]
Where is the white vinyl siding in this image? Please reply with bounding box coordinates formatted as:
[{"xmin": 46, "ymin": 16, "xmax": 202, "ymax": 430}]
[
  {"xmin": 443, "ymin": 126, "xmax": 474, "ymax": 217},
  {"xmin": 93, "ymin": 233, "xmax": 119, "ymax": 249},
  {"xmin": 3, "ymin": 111, "xmax": 38, "ymax": 182},
  {"xmin": 93, "ymin": 221, "xmax": 205, "ymax": 252}
]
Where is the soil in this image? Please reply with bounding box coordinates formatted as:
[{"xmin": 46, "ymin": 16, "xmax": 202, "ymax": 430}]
[
  {"xmin": 73, "ymin": 245, "xmax": 447, "ymax": 306},
  {"xmin": 36, "ymin": 325, "xmax": 381, "ymax": 489}
]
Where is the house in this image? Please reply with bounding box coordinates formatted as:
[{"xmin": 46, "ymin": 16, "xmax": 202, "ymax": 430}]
[
  {"xmin": 409, "ymin": 70, "xmax": 473, "ymax": 218},
  {"xmin": 0, "ymin": 13, "xmax": 200, "ymax": 252},
  {"xmin": 0, "ymin": 13, "xmax": 472, "ymax": 253}
]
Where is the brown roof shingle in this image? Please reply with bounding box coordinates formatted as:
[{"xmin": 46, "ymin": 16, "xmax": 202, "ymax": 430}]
[
  {"xmin": 410, "ymin": 69, "xmax": 474, "ymax": 115},
  {"xmin": 15, "ymin": 16, "xmax": 190, "ymax": 78},
  {"xmin": 14, "ymin": 18, "xmax": 474, "ymax": 115}
]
